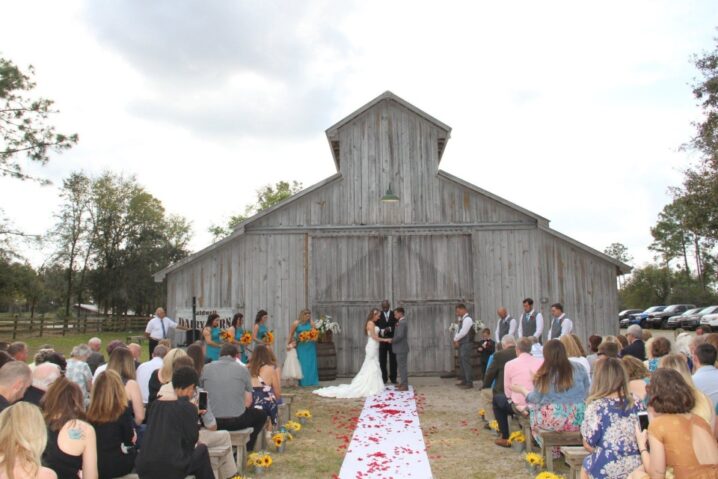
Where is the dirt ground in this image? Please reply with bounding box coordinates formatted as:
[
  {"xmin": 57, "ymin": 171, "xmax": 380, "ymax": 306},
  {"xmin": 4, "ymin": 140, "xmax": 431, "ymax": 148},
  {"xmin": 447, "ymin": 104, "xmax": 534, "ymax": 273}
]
[{"xmin": 254, "ymin": 377, "xmax": 568, "ymax": 479}]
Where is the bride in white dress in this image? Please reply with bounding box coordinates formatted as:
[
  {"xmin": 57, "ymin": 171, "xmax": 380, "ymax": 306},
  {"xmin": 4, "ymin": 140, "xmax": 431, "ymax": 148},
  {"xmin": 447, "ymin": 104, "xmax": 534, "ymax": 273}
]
[{"xmin": 313, "ymin": 308, "xmax": 391, "ymax": 398}]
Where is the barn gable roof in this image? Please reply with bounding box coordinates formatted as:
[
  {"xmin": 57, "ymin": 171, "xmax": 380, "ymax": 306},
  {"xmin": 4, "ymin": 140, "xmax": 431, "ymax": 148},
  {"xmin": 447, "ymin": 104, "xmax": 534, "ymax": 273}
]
[{"xmin": 325, "ymin": 91, "xmax": 452, "ymax": 171}]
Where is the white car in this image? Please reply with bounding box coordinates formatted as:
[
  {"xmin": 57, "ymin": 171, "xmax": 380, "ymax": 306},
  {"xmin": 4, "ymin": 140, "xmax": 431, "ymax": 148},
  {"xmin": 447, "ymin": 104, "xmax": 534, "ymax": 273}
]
[{"xmin": 702, "ymin": 313, "xmax": 718, "ymax": 328}]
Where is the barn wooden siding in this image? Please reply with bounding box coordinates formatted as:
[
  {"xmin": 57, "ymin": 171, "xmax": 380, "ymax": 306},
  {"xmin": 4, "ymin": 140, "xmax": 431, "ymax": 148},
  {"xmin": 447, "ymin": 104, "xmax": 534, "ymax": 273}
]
[{"xmin": 160, "ymin": 92, "xmax": 626, "ymax": 375}]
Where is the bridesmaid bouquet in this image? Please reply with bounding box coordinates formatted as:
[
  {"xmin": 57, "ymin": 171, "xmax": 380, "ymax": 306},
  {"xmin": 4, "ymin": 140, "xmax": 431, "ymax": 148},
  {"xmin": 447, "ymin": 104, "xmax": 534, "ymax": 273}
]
[
  {"xmin": 298, "ymin": 328, "xmax": 319, "ymax": 342},
  {"xmin": 219, "ymin": 330, "xmax": 232, "ymax": 341},
  {"xmin": 263, "ymin": 330, "xmax": 275, "ymax": 345},
  {"xmin": 239, "ymin": 331, "xmax": 253, "ymax": 345}
]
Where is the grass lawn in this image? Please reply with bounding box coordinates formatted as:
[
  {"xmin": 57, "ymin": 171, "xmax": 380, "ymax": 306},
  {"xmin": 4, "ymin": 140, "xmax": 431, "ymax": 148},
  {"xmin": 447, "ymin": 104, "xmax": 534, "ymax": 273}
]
[{"xmin": 9, "ymin": 332, "xmax": 151, "ymax": 362}]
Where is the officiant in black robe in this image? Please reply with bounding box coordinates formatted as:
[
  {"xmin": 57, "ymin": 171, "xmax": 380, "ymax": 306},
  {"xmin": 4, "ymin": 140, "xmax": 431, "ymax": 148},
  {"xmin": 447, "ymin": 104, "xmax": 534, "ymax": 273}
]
[{"xmin": 377, "ymin": 300, "xmax": 398, "ymax": 384}]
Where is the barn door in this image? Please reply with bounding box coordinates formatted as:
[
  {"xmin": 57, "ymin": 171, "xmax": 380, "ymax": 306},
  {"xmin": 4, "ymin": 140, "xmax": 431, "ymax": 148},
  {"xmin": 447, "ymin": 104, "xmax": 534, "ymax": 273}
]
[{"xmin": 392, "ymin": 235, "xmax": 474, "ymax": 373}]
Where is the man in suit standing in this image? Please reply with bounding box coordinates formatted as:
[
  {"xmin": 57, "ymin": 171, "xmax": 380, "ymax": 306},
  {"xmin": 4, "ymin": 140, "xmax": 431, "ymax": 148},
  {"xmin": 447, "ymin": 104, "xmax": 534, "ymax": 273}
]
[
  {"xmin": 546, "ymin": 303, "xmax": 573, "ymax": 341},
  {"xmin": 453, "ymin": 304, "xmax": 475, "ymax": 389},
  {"xmin": 377, "ymin": 300, "xmax": 398, "ymax": 384},
  {"xmin": 391, "ymin": 307, "xmax": 410, "ymax": 392}
]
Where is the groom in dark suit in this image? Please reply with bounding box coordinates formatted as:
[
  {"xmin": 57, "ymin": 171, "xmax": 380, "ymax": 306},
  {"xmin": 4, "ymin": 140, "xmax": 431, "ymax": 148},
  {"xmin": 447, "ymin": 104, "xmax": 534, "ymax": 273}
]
[
  {"xmin": 392, "ymin": 307, "xmax": 409, "ymax": 391},
  {"xmin": 377, "ymin": 300, "xmax": 398, "ymax": 384}
]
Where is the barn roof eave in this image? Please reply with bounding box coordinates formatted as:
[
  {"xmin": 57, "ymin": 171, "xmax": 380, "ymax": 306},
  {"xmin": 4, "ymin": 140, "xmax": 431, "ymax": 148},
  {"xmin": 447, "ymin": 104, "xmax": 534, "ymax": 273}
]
[
  {"xmin": 437, "ymin": 169, "xmax": 550, "ymax": 226},
  {"xmin": 153, "ymin": 172, "xmax": 343, "ymax": 282},
  {"xmin": 325, "ymin": 91, "xmax": 452, "ymax": 171},
  {"xmin": 538, "ymin": 225, "xmax": 633, "ymax": 275}
]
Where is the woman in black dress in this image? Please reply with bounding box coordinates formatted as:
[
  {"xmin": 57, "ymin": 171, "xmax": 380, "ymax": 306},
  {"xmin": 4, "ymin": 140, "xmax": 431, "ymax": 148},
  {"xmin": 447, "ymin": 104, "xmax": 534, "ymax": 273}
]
[
  {"xmin": 86, "ymin": 370, "xmax": 136, "ymax": 478},
  {"xmin": 135, "ymin": 366, "xmax": 213, "ymax": 479}
]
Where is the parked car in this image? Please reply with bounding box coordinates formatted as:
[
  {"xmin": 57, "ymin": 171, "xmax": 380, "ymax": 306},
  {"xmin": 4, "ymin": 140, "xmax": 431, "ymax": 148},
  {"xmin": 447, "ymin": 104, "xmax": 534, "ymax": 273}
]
[
  {"xmin": 680, "ymin": 305, "xmax": 718, "ymax": 330},
  {"xmin": 665, "ymin": 307, "xmax": 704, "ymax": 329},
  {"xmin": 698, "ymin": 307, "xmax": 718, "ymax": 329},
  {"xmin": 622, "ymin": 306, "xmax": 666, "ymax": 329},
  {"xmin": 619, "ymin": 309, "xmax": 643, "ymax": 323},
  {"xmin": 645, "ymin": 304, "xmax": 696, "ymax": 329}
]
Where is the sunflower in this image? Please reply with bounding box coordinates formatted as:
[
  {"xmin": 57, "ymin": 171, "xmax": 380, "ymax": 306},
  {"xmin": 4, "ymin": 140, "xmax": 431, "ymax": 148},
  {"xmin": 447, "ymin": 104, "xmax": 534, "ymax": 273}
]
[
  {"xmin": 478, "ymin": 409, "xmax": 486, "ymax": 417},
  {"xmin": 488, "ymin": 420, "xmax": 499, "ymax": 431},
  {"xmin": 239, "ymin": 331, "xmax": 253, "ymax": 345},
  {"xmin": 508, "ymin": 431, "xmax": 525, "ymax": 443},
  {"xmin": 525, "ymin": 452, "xmax": 545, "ymax": 467},
  {"xmin": 273, "ymin": 435, "xmax": 284, "ymax": 447},
  {"xmin": 262, "ymin": 455, "xmax": 272, "ymax": 467},
  {"xmin": 534, "ymin": 473, "xmax": 562, "ymax": 479},
  {"xmin": 264, "ymin": 330, "xmax": 275, "ymax": 344}
]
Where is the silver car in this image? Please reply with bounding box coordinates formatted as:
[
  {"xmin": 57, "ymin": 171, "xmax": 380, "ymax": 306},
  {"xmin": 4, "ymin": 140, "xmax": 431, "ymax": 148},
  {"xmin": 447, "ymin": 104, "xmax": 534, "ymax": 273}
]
[{"xmin": 666, "ymin": 307, "xmax": 704, "ymax": 329}]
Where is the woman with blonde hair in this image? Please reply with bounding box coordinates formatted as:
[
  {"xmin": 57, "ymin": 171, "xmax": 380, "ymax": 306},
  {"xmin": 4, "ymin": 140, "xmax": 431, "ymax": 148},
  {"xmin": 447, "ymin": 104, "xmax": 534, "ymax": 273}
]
[
  {"xmin": 0, "ymin": 402, "xmax": 56, "ymax": 479},
  {"xmin": 287, "ymin": 309, "xmax": 318, "ymax": 387},
  {"xmin": 148, "ymin": 348, "xmax": 187, "ymax": 404},
  {"xmin": 581, "ymin": 357, "xmax": 644, "ymax": 479},
  {"xmin": 248, "ymin": 344, "xmax": 282, "ymax": 427},
  {"xmin": 106, "ymin": 348, "xmax": 144, "ymax": 425},
  {"xmin": 86, "ymin": 370, "xmax": 136, "ymax": 478},
  {"xmin": 660, "ymin": 353, "xmax": 716, "ymax": 434},
  {"xmin": 560, "ymin": 334, "xmax": 591, "ymax": 377},
  {"xmin": 622, "ymin": 356, "xmax": 651, "ymax": 404},
  {"xmin": 41, "ymin": 377, "xmax": 98, "ymax": 479}
]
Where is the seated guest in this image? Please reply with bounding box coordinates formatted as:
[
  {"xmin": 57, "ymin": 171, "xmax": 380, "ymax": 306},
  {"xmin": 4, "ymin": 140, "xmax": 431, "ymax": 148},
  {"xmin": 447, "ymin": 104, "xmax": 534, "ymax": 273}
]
[
  {"xmin": 675, "ymin": 332, "xmax": 696, "ymax": 371},
  {"xmin": 630, "ymin": 368, "xmax": 718, "ymax": 479},
  {"xmin": 0, "ymin": 361, "xmax": 32, "ymax": 412},
  {"xmin": 248, "ymin": 344, "xmax": 282, "ymax": 428},
  {"xmin": 586, "ymin": 335, "xmax": 602, "ymax": 375},
  {"xmin": 582, "ymin": 357, "xmax": 644, "ymax": 479},
  {"xmin": 694, "ymin": 343, "xmax": 718, "ymax": 408},
  {"xmin": 560, "ymin": 334, "xmax": 591, "ymax": 377},
  {"xmin": 660, "ymin": 354, "xmax": 716, "ymax": 434},
  {"xmin": 617, "ymin": 335, "xmax": 629, "ymax": 350},
  {"xmin": 494, "ymin": 338, "xmax": 542, "ymax": 447},
  {"xmin": 86, "ymin": 371, "xmax": 136, "ymax": 479},
  {"xmin": 155, "ymin": 354, "xmax": 238, "ymax": 479},
  {"xmin": 646, "ymin": 337, "xmax": 671, "ymax": 373},
  {"xmin": 92, "ymin": 340, "xmax": 126, "ymax": 381},
  {"xmin": 86, "ymin": 338, "xmax": 105, "ymax": 375},
  {"xmin": 622, "ymin": 356, "xmax": 651, "ymax": 404},
  {"xmin": 200, "ymin": 344, "xmax": 267, "ymax": 451},
  {"xmin": 598, "ymin": 341, "xmax": 619, "ymax": 359},
  {"xmin": 41, "ymin": 377, "xmax": 98, "ymax": 479},
  {"xmin": 477, "ymin": 328, "xmax": 496, "ymax": 380},
  {"xmin": 23, "ymin": 363, "xmax": 61, "ymax": 406},
  {"xmin": 620, "ymin": 325, "xmax": 646, "ymax": 361},
  {"xmin": 65, "ymin": 345, "xmax": 93, "ymax": 406},
  {"xmin": 136, "ymin": 345, "xmax": 168, "ymax": 405},
  {"xmin": 7, "ymin": 342, "xmax": 29, "ymax": 362},
  {"xmin": 511, "ymin": 339, "xmax": 589, "ymax": 453},
  {"xmin": 185, "ymin": 344, "xmax": 206, "ymax": 378},
  {"xmin": 705, "ymin": 334, "xmax": 718, "ymax": 366},
  {"xmin": 0, "ymin": 402, "xmax": 57, "ymax": 479},
  {"xmin": 482, "ymin": 335, "xmax": 517, "ymax": 398},
  {"xmin": 136, "ymin": 367, "xmax": 214, "ymax": 479},
  {"xmin": 106, "ymin": 348, "xmax": 144, "ymax": 425},
  {"xmin": 127, "ymin": 343, "xmax": 142, "ymax": 370},
  {"xmin": 36, "ymin": 352, "xmax": 67, "ymax": 373},
  {"xmin": 148, "ymin": 348, "xmax": 187, "ymax": 405}
]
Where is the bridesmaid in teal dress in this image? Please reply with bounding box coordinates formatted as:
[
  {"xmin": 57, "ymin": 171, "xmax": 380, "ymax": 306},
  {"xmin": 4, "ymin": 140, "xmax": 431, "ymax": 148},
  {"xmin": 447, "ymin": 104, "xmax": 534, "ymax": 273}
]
[
  {"xmin": 253, "ymin": 310, "xmax": 273, "ymax": 351},
  {"xmin": 202, "ymin": 313, "xmax": 222, "ymax": 361},
  {"xmin": 288, "ymin": 309, "xmax": 319, "ymax": 387},
  {"xmin": 229, "ymin": 312, "xmax": 249, "ymax": 363}
]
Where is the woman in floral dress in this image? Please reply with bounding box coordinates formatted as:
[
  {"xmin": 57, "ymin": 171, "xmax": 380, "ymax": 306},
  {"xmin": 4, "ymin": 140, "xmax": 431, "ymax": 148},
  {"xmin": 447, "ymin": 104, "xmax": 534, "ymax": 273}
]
[{"xmin": 581, "ymin": 357, "xmax": 644, "ymax": 479}]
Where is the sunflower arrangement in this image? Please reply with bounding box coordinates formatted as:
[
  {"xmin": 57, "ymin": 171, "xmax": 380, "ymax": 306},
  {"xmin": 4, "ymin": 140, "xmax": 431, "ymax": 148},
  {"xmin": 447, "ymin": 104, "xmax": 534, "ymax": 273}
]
[
  {"xmin": 285, "ymin": 420, "xmax": 302, "ymax": 433},
  {"xmin": 508, "ymin": 431, "xmax": 526, "ymax": 444},
  {"xmin": 247, "ymin": 451, "xmax": 273, "ymax": 470},
  {"xmin": 219, "ymin": 330, "xmax": 232, "ymax": 341},
  {"xmin": 239, "ymin": 331, "xmax": 252, "ymax": 345},
  {"xmin": 296, "ymin": 409, "xmax": 312, "ymax": 419},
  {"xmin": 263, "ymin": 330, "xmax": 275, "ymax": 345},
  {"xmin": 535, "ymin": 473, "xmax": 565, "ymax": 479},
  {"xmin": 488, "ymin": 420, "xmax": 499, "ymax": 432},
  {"xmin": 525, "ymin": 452, "xmax": 545, "ymax": 467}
]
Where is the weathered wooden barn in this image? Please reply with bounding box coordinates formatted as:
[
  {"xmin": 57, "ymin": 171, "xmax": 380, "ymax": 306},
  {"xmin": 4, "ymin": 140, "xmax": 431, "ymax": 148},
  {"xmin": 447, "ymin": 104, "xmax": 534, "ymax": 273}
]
[{"xmin": 155, "ymin": 92, "xmax": 629, "ymax": 375}]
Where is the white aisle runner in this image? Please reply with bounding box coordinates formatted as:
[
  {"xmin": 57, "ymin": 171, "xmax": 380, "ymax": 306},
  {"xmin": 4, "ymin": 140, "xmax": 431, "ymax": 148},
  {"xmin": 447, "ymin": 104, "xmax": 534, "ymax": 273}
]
[{"xmin": 338, "ymin": 387, "xmax": 433, "ymax": 479}]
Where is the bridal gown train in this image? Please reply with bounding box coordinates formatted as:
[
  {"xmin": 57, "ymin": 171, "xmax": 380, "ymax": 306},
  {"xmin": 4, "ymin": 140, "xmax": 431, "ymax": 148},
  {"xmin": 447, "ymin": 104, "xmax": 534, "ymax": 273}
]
[{"xmin": 313, "ymin": 326, "xmax": 385, "ymax": 398}]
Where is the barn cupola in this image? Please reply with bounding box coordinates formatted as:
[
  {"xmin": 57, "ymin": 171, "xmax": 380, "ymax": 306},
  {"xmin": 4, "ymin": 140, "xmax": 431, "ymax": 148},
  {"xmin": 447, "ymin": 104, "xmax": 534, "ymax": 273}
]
[{"xmin": 324, "ymin": 91, "xmax": 452, "ymax": 176}]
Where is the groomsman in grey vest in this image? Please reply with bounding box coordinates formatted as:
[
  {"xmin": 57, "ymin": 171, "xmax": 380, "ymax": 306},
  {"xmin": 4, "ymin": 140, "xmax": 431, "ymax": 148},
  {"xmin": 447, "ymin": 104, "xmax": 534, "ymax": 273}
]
[
  {"xmin": 547, "ymin": 303, "xmax": 573, "ymax": 340},
  {"xmin": 391, "ymin": 307, "xmax": 410, "ymax": 392},
  {"xmin": 453, "ymin": 304, "xmax": 475, "ymax": 389},
  {"xmin": 495, "ymin": 308, "xmax": 516, "ymax": 350},
  {"xmin": 517, "ymin": 298, "xmax": 544, "ymax": 342}
]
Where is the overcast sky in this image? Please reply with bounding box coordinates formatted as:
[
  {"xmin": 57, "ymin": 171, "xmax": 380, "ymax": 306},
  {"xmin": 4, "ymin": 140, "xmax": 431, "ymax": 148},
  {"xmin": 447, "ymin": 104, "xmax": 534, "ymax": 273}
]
[{"xmin": 1, "ymin": 0, "xmax": 716, "ymax": 268}]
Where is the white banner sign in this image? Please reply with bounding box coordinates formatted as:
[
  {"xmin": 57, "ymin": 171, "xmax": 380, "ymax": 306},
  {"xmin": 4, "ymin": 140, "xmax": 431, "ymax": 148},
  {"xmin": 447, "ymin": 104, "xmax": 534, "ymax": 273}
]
[{"xmin": 175, "ymin": 308, "xmax": 235, "ymax": 330}]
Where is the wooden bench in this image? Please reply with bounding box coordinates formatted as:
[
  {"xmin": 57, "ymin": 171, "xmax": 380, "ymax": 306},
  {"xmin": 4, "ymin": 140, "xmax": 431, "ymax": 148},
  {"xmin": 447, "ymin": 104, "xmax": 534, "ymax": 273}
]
[
  {"xmin": 282, "ymin": 392, "xmax": 296, "ymax": 420},
  {"xmin": 561, "ymin": 446, "xmax": 590, "ymax": 479},
  {"xmin": 228, "ymin": 428, "xmax": 253, "ymax": 473},
  {"xmin": 538, "ymin": 431, "xmax": 583, "ymax": 471},
  {"xmin": 208, "ymin": 443, "xmax": 232, "ymax": 479}
]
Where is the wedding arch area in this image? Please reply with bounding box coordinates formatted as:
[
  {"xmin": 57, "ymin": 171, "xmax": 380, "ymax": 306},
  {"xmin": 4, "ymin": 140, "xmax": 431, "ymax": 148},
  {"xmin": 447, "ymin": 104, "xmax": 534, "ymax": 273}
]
[{"xmin": 154, "ymin": 91, "xmax": 629, "ymax": 375}]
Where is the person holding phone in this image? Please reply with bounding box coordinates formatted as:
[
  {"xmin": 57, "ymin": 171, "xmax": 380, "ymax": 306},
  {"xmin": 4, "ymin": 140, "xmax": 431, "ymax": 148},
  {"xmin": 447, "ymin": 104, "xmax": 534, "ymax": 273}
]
[{"xmin": 580, "ymin": 357, "xmax": 644, "ymax": 479}]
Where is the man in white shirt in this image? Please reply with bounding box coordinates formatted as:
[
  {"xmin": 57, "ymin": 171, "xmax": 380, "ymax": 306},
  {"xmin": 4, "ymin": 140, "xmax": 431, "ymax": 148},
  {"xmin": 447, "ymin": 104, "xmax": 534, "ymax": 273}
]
[
  {"xmin": 145, "ymin": 307, "xmax": 177, "ymax": 357},
  {"xmin": 517, "ymin": 298, "xmax": 544, "ymax": 341},
  {"xmin": 136, "ymin": 345, "xmax": 168, "ymax": 404},
  {"xmin": 453, "ymin": 304, "xmax": 475, "ymax": 389},
  {"xmin": 546, "ymin": 303, "xmax": 573, "ymax": 341},
  {"xmin": 495, "ymin": 308, "xmax": 517, "ymax": 346}
]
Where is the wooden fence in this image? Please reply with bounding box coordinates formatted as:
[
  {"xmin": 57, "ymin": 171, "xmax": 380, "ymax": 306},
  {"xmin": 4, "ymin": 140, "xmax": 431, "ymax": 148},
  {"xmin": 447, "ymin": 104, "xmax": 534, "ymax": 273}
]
[{"xmin": 0, "ymin": 315, "xmax": 148, "ymax": 339}]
